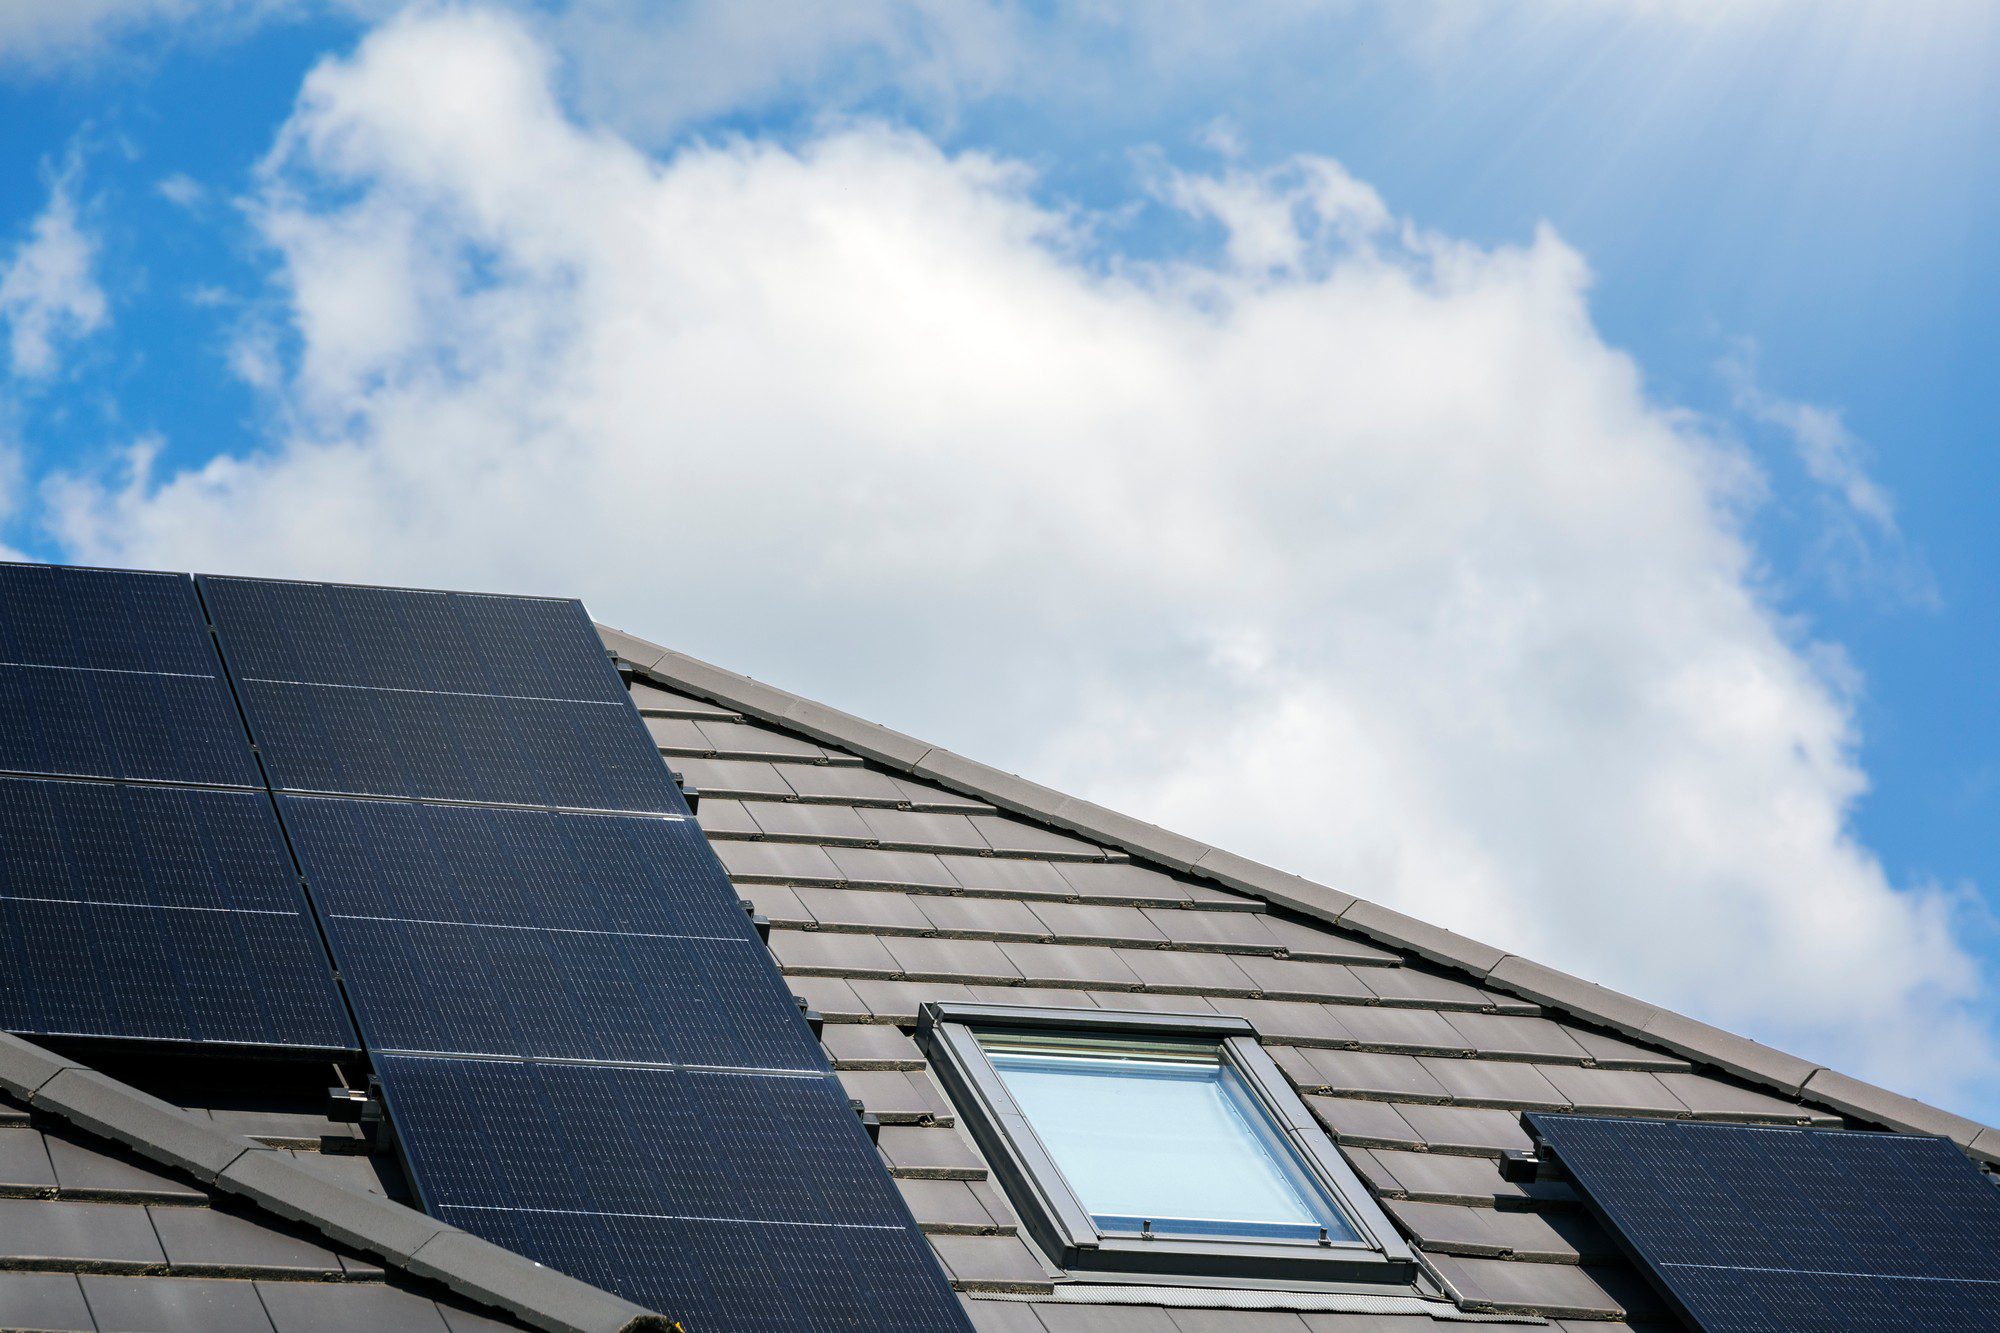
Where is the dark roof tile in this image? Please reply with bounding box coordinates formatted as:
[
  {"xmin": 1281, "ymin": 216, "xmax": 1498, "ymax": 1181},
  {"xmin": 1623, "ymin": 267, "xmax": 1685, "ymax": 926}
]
[
  {"xmin": 0, "ymin": 1272, "xmax": 90, "ymax": 1331},
  {"xmin": 744, "ymin": 800, "xmax": 874, "ymax": 841},
  {"xmin": 883, "ymin": 936, "xmax": 1022, "ymax": 982},
  {"xmin": 0, "ymin": 1196, "xmax": 166, "ymax": 1266},
  {"xmin": 0, "ymin": 1125, "xmax": 56, "ymax": 1192},
  {"xmin": 824, "ymin": 846, "xmax": 959, "ymax": 889},
  {"xmin": 81, "ymin": 1274, "xmax": 275, "ymax": 1333},
  {"xmin": 916, "ymin": 895, "xmax": 1047, "ymax": 938},
  {"xmin": 256, "ymin": 1279, "xmax": 456, "ymax": 1332},
  {"xmin": 1415, "ymin": 1058, "xmax": 1567, "ymax": 1111},
  {"xmin": 148, "ymin": 1202, "xmax": 343, "ymax": 1274}
]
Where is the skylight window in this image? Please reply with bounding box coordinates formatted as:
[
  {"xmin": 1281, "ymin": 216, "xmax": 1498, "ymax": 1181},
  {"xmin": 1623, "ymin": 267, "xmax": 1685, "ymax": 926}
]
[{"xmin": 919, "ymin": 1004, "xmax": 1413, "ymax": 1283}]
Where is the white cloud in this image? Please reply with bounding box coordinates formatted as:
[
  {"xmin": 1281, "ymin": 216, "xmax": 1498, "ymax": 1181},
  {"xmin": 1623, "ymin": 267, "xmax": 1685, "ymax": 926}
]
[
  {"xmin": 1723, "ymin": 346, "xmax": 1936, "ymax": 606},
  {"xmin": 0, "ymin": 164, "xmax": 108, "ymax": 379},
  {"xmin": 43, "ymin": 9, "xmax": 1996, "ymax": 1115},
  {"xmin": 155, "ymin": 172, "xmax": 206, "ymax": 210}
]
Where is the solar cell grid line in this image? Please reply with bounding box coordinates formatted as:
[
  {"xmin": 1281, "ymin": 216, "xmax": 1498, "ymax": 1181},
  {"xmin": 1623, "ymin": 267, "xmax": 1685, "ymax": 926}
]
[
  {"xmin": 0, "ymin": 775, "xmax": 355, "ymax": 1051},
  {"xmin": 0, "ymin": 563, "xmax": 260, "ymax": 787},
  {"xmin": 378, "ymin": 1054, "xmax": 976, "ymax": 1332},
  {"xmin": 1527, "ymin": 1113, "xmax": 2000, "ymax": 1332}
]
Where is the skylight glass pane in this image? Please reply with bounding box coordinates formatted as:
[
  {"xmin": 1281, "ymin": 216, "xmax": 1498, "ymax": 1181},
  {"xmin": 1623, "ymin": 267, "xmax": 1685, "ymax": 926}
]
[{"xmin": 980, "ymin": 1035, "xmax": 1359, "ymax": 1243}]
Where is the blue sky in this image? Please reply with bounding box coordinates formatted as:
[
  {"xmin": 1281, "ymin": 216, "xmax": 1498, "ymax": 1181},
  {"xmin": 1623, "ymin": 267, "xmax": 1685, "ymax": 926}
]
[{"xmin": 1, "ymin": 1, "xmax": 1996, "ymax": 1120}]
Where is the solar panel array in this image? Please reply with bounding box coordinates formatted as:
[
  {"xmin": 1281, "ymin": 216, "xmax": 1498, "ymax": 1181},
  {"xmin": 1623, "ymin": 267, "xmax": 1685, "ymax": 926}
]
[
  {"xmin": 0, "ymin": 562, "xmax": 354, "ymax": 1052},
  {"xmin": 1528, "ymin": 1113, "xmax": 2000, "ymax": 1332},
  {"xmin": 201, "ymin": 575, "xmax": 970, "ymax": 1331}
]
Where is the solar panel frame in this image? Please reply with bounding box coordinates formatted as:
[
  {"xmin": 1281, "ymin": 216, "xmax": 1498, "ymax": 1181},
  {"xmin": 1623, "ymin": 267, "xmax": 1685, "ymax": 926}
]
[
  {"xmin": 1527, "ymin": 1112, "xmax": 2000, "ymax": 1332},
  {"xmin": 0, "ymin": 775, "xmax": 355, "ymax": 1052}
]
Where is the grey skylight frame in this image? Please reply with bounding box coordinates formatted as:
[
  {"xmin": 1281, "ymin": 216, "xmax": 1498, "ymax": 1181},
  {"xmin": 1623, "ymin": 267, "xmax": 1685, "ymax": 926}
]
[{"xmin": 916, "ymin": 1003, "xmax": 1415, "ymax": 1284}]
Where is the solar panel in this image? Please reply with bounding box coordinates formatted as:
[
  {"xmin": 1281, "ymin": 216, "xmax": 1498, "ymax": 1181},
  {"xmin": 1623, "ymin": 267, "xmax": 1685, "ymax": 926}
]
[
  {"xmin": 0, "ymin": 563, "xmax": 259, "ymax": 787},
  {"xmin": 1527, "ymin": 1113, "xmax": 2000, "ymax": 1332},
  {"xmin": 200, "ymin": 576, "xmax": 682, "ymax": 813},
  {"xmin": 0, "ymin": 775, "xmax": 355, "ymax": 1051},
  {"xmin": 380, "ymin": 1055, "xmax": 972, "ymax": 1331}
]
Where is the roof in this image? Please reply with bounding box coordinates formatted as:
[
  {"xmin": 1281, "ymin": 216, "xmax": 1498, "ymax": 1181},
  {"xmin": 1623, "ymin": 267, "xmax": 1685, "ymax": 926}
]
[
  {"xmin": 0, "ymin": 600, "xmax": 1992, "ymax": 1332},
  {"xmin": 596, "ymin": 621, "xmax": 2000, "ymax": 1329}
]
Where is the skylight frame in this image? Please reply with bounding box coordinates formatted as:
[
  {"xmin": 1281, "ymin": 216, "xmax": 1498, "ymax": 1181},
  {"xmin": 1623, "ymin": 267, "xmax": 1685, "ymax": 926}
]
[{"xmin": 917, "ymin": 1003, "xmax": 1415, "ymax": 1283}]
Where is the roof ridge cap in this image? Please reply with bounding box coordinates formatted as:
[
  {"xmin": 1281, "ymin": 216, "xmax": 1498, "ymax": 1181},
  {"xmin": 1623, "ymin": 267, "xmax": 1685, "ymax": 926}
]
[
  {"xmin": 0, "ymin": 1032, "xmax": 673, "ymax": 1333},
  {"xmin": 600, "ymin": 622, "xmax": 1999, "ymax": 1161}
]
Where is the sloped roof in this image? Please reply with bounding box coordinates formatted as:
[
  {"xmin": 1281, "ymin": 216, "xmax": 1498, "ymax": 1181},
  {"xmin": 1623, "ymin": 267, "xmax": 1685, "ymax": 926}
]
[
  {"xmin": 598, "ymin": 622, "xmax": 2000, "ymax": 1329},
  {"xmin": 1, "ymin": 603, "xmax": 1991, "ymax": 1332}
]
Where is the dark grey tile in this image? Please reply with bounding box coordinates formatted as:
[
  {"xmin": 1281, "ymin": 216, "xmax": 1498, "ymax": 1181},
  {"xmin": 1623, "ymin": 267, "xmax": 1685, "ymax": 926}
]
[
  {"xmin": 1441, "ymin": 1012, "xmax": 1591, "ymax": 1063},
  {"xmin": 257, "ymin": 1280, "xmax": 456, "ymax": 1332},
  {"xmin": 883, "ymin": 936, "xmax": 1021, "ymax": 981},
  {"xmin": 940, "ymin": 855, "xmax": 1073, "ymax": 896},
  {"xmin": 858, "ymin": 808, "xmax": 989, "ymax": 850},
  {"xmin": 149, "ymin": 1204, "xmax": 342, "ymax": 1273},
  {"xmin": 1416, "ymin": 1057, "xmax": 1567, "ymax": 1110},
  {"xmin": 767, "ymin": 928, "xmax": 900, "ymax": 975},
  {"xmin": 967, "ymin": 816, "xmax": 1103, "ymax": 858},
  {"xmin": 837, "ymin": 1070, "xmax": 951, "ymax": 1122},
  {"xmin": 1303, "ymin": 1096, "xmax": 1420, "ymax": 1147},
  {"xmin": 1232, "ymin": 956, "xmax": 1373, "ymax": 1001},
  {"xmin": 739, "ymin": 882, "xmax": 810, "ymax": 922},
  {"xmin": 1321, "ymin": 1006, "xmax": 1467, "ymax": 1054},
  {"xmin": 1288, "ymin": 1050, "xmax": 1449, "ymax": 1102},
  {"xmin": 1053, "ymin": 862, "xmax": 1191, "ymax": 903},
  {"xmin": 929, "ymin": 1233, "xmax": 1052, "ymax": 1287},
  {"xmin": 671, "ymin": 756, "xmax": 794, "ymax": 798},
  {"xmin": 691, "ymin": 796, "xmax": 759, "ymax": 836},
  {"xmin": 1389, "ymin": 1103, "xmax": 1535, "ymax": 1156},
  {"xmin": 1356, "ymin": 967, "xmax": 1496, "ymax": 1009},
  {"xmin": 1137, "ymin": 908, "xmax": 1281, "ymax": 951},
  {"xmin": 694, "ymin": 719, "xmax": 827, "ymax": 760},
  {"xmin": 1168, "ymin": 1310, "xmax": 1312, "ymax": 1332},
  {"xmin": 1258, "ymin": 916, "xmax": 1400, "ymax": 964},
  {"xmin": 1537, "ymin": 1065, "xmax": 1690, "ymax": 1116},
  {"xmin": 825, "ymin": 846, "xmax": 959, "ymax": 889},
  {"xmin": 777, "ymin": 764, "xmax": 908, "ymax": 803},
  {"xmin": 641, "ymin": 716, "xmax": 708, "ymax": 751},
  {"xmin": 795, "ymin": 887, "xmax": 932, "ymax": 932},
  {"xmin": 711, "ymin": 839, "xmax": 841, "ymax": 881},
  {"xmin": 877, "ymin": 1125, "xmax": 987, "ymax": 1177},
  {"xmin": 80, "ymin": 1275, "xmax": 275, "ymax": 1332},
  {"xmin": 44, "ymin": 1135, "xmax": 205, "ymax": 1200},
  {"xmin": 0, "ymin": 1126, "xmax": 55, "ymax": 1191},
  {"xmin": 1654, "ymin": 1071, "xmax": 1821, "ymax": 1122},
  {"xmin": 744, "ymin": 800, "xmax": 874, "ymax": 841},
  {"xmin": 0, "ymin": 1197, "xmax": 165, "ymax": 1265},
  {"xmin": 896, "ymin": 1177, "xmax": 1001, "ymax": 1230},
  {"xmin": 916, "ymin": 896, "xmax": 1046, "ymax": 938},
  {"xmin": 1025, "ymin": 901, "xmax": 1164, "ymax": 945},
  {"xmin": 820, "ymin": 1023, "xmax": 924, "ymax": 1067},
  {"xmin": 0, "ymin": 1272, "xmax": 90, "ymax": 1332},
  {"xmin": 1425, "ymin": 1254, "xmax": 1658, "ymax": 1319},
  {"xmin": 1116, "ymin": 948, "xmax": 1258, "ymax": 994},
  {"xmin": 849, "ymin": 978, "xmax": 978, "ymax": 1022},
  {"xmin": 998, "ymin": 942, "xmax": 1141, "ymax": 990}
]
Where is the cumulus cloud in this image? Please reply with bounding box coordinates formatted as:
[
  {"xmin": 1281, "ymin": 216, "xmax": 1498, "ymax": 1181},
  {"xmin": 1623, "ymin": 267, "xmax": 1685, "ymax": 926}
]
[
  {"xmin": 0, "ymin": 164, "xmax": 107, "ymax": 379},
  {"xmin": 42, "ymin": 9, "xmax": 1994, "ymax": 1113}
]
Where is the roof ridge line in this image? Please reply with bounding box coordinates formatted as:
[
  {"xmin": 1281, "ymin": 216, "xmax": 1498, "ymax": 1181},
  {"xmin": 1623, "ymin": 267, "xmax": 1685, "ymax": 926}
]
[
  {"xmin": 599, "ymin": 622, "xmax": 2000, "ymax": 1163},
  {"xmin": 0, "ymin": 1032, "xmax": 674, "ymax": 1333}
]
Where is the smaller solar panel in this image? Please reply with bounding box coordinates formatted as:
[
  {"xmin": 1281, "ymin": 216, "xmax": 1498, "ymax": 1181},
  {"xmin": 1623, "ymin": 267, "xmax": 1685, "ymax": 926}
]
[
  {"xmin": 237, "ymin": 680, "xmax": 684, "ymax": 812},
  {"xmin": 1528, "ymin": 1113, "xmax": 2000, "ymax": 1332},
  {"xmin": 201, "ymin": 576, "xmax": 681, "ymax": 813},
  {"xmin": 379, "ymin": 1055, "xmax": 972, "ymax": 1332},
  {"xmin": 0, "ymin": 564, "xmax": 258, "ymax": 787},
  {"xmin": 0, "ymin": 776, "xmax": 354, "ymax": 1050},
  {"xmin": 198, "ymin": 575, "xmax": 625, "ymax": 700}
]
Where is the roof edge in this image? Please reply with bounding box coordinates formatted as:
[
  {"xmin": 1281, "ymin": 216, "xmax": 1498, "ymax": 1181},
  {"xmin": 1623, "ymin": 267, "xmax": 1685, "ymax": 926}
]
[
  {"xmin": 0, "ymin": 1032, "xmax": 674, "ymax": 1333},
  {"xmin": 603, "ymin": 625, "xmax": 2000, "ymax": 1162}
]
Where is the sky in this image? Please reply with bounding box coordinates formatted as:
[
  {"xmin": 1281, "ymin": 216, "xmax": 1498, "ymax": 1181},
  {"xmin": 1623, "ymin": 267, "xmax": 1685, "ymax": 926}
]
[{"xmin": 0, "ymin": 1, "xmax": 1996, "ymax": 1121}]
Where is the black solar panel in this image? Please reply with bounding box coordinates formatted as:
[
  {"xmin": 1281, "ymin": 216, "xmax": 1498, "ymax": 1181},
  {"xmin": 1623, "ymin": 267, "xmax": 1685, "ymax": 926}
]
[
  {"xmin": 0, "ymin": 775, "xmax": 354, "ymax": 1050},
  {"xmin": 0, "ymin": 563, "xmax": 259, "ymax": 787},
  {"xmin": 381, "ymin": 1055, "xmax": 971, "ymax": 1331},
  {"xmin": 200, "ymin": 576, "xmax": 682, "ymax": 813},
  {"xmin": 1528, "ymin": 1113, "xmax": 2000, "ymax": 1331}
]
